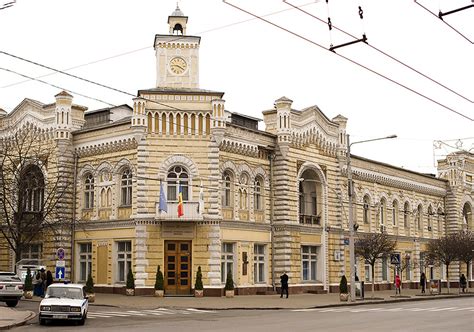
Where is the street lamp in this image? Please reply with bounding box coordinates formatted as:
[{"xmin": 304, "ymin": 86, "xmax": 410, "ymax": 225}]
[{"xmin": 347, "ymin": 134, "xmax": 397, "ymax": 302}]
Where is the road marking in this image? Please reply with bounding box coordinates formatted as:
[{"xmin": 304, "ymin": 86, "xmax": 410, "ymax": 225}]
[
  {"xmin": 292, "ymin": 309, "xmax": 319, "ymax": 312},
  {"xmin": 319, "ymin": 308, "xmax": 346, "ymax": 312},
  {"xmin": 430, "ymin": 307, "xmax": 456, "ymax": 312},
  {"xmin": 154, "ymin": 308, "xmax": 176, "ymax": 314},
  {"xmin": 187, "ymin": 308, "xmax": 216, "ymax": 313},
  {"xmin": 384, "ymin": 308, "xmax": 403, "ymax": 312},
  {"xmin": 88, "ymin": 312, "xmax": 128, "ymax": 317}
]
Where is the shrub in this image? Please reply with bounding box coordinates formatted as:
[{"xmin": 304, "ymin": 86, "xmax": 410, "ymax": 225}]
[
  {"xmin": 195, "ymin": 266, "xmax": 203, "ymax": 291},
  {"xmin": 339, "ymin": 275, "xmax": 348, "ymax": 294},
  {"xmin": 155, "ymin": 265, "xmax": 164, "ymax": 290},
  {"xmin": 24, "ymin": 268, "xmax": 33, "ymax": 292},
  {"xmin": 85, "ymin": 273, "xmax": 95, "ymax": 294},
  {"xmin": 126, "ymin": 269, "xmax": 135, "ymax": 289},
  {"xmin": 224, "ymin": 273, "xmax": 234, "ymax": 291}
]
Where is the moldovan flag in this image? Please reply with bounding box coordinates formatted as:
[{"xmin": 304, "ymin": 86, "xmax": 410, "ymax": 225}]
[{"xmin": 177, "ymin": 184, "xmax": 184, "ymax": 217}]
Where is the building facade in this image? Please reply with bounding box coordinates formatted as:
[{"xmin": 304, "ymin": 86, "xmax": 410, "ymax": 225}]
[{"xmin": 0, "ymin": 6, "xmax": 472, "ymax": 295}]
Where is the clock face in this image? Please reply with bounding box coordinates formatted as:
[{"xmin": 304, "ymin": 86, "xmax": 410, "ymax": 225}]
[{"xmin": 169, "ymin": 57, "xmax": 187, "ymax": 75}]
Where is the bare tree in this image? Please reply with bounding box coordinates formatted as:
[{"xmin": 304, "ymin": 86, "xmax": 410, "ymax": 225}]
[
  {"xmin": 397, "ymin": 254, "xmax": 418, "ymax": 292},
  {"xmin": 427, "ymin": 234, "xmax": 459, "ymax": 293},
  {"xmin": 355, "ymin": 232, "xmax": 397, "ymax": 298},
  {"xmin": 454, "ymin": 230, "xmax": 474, "ymax": 293},
  {"xmin": 0, "ymin": 128, "xmax": 72, "ymax": 265}
]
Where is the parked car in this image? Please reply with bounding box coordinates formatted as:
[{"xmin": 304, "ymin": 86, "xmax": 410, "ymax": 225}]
[
  {"xmin": 38, "ymin": 283, "xmax": 88, "ymax": 325},
  {"xmin": 0, "ymin": 271, "xmax": 24, "ymax": 307},
  {"xmin": 15, "ymin": 259, "xmax": 46, "ymax": 283}
]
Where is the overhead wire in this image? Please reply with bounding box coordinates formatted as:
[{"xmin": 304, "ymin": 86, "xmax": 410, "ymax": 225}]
[
  {"xmin": 414, "ymin": 0, "xmax": 474, "ymax": 44},
  {"xmin": 222, "ymin": 0, "xmax": 473, "ymax": 122},
  {"xmin": 283, "ymin": 0, "xmax": 474, "ymax": 104}
]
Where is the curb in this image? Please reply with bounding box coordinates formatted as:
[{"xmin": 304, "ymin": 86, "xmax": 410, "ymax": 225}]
[
  {"xmin": 164, "ymin": 293, "xmax": 474, "ymax": 311},
  {"xmin": 0, "ymin": 311, "xmax": 36, "ymax": 331}
]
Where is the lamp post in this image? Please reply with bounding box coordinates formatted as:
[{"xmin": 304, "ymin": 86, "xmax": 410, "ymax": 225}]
[{"xmin": 347, "ymin": 134, "xmax": 397, "ymax": 302}]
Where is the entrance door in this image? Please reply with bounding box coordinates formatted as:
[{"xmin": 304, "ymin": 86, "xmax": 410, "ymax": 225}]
[{"xmin": 164, "ymin": 241, "xmax": 191, "ymax": 295}]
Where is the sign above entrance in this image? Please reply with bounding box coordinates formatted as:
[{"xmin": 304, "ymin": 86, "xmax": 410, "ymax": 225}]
[{"xmin": 162, "ymin": 222, "xmax": 195, "ymax": 238}]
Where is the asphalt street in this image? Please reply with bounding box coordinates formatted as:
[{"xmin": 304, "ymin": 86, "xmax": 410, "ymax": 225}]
[{"xmin": 11, "ymin": 297, "xmax": 474, "ymax": 332}]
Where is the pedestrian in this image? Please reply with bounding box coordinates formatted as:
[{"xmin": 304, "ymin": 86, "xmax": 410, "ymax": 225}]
[
  {"xmin": 39, "ymin": 268, "xmax": 46, "ymax": 297},
  {"xmin": 45, "ymin": 270, "xmax": 53, "ymax": 290},
  {"xmin": 460, "ymin": 274, "xmax": 467, "ymax": 293},
  {"xmin": 33, "ymin": 271, "xmax": 43, "ymax": 297},
  {"xmin": 420, "ymin": 272, "xmax": 426, "ymax": 294},
  {"xmin": 395, "ymin": 274, "xmax": 401, "ymax": 295},
  {"xmin": 280, "ymin": 271, "xmax": 289, "ymax": 298}
]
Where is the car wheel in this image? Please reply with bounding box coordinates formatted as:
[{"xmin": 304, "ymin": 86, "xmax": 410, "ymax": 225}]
[
  {"xmin": 6, "ymin": 300, "xmax": 18, "ymax": 307},
  {"xmin": 39, "ymin": 317, "xmax": 46, "ymax": 325},
  {"xmin": 78, "ymin": 315, "xmax": 85, "ymax": 326}
]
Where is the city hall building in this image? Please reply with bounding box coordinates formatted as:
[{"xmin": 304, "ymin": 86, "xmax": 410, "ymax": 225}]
[{"xmin": 0, "ymin": 6, "xmax": 472, "ymax": 296}]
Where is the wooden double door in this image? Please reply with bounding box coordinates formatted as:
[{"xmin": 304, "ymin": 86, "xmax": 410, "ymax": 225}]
[{"xmin": 164, "ymin": 241, "xmax": 192, "ymax": 295}]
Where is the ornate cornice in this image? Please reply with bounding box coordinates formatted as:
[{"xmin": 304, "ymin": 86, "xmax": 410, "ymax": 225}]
[
  {"xmin": 221, "ymin": 220, "xmax": 271, "ymax": 231},
  {"xmin": 345, "ymin": 166, "xmax": 447, "ymax": 196},
  {"xmin": 74, "ymin": 137, "xmax": 137, "ymax": 157},
  {"xmin": 220, "ymin": 138, "xmax": 259, "ymax": 157}
]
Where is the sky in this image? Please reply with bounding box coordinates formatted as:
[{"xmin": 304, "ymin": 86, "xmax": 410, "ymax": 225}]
[{"xmin": 0, "ymin": 0, "xmax": 472, "ymax": 174}]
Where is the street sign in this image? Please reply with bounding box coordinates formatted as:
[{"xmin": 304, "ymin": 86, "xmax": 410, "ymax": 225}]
[
  {"xmin": 344, "ymin": 238, "xmax": 350, "ymax": 245},
  {"xmin": 55, "ymin": 266, "xmax": 65, "ymax": 279},
  {"xmin": 57, "ymin": 248, "xmax": 65, "ymax": 260},
  {"xmin": 56, "ymin": 260, "xmax": 65, "ymax": 267},
  {"xmin": 390, "ymin": 253, "xmax": 401, "ymax": 265}
]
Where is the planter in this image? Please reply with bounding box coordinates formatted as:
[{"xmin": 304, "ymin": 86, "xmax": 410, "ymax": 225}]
[
  {"xmin": 154, "ymin": 290, "xmax": 164, "ymax": 297},
  {"xmin": 24, "ymin": 290, "xmax": 33, "ymax": 299},
  {"xmin": 86, "ymin": 293, "xmax": 95, "ymax": 303},
  {"xmin": 225, "ymin": 290, "xmax": 234, "ymax": 298},
  {"xmin": 194, "ymin": 289, "xmax": 204, "ymax": 298},
  {"xmin": 126, "ymin": 288, "xmax": 135, "ymax": 296},
  {"xmin": 339, "ymin": 293, "xmax": 349, "ymax": 302}
]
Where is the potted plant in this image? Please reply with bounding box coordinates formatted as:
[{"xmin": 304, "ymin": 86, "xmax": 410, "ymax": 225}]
[
  {"xmin": 154, "ymin": 265, "xmax": 164, "ymax": 297},
  {"xmin": 339, "ymin": 275, "xmax": 349, "ymax": 302},
  {"xmin": 23, "ymin": 268, "xmax": 33, "ymax": 299},
  {"xmin": 224, "ymin": 273, "xmax": 234, "ymax": 298},
  {"xmin": 85, "ymin": 273, "xmax": 95, "ymax": 303},
  {"xmin": 194, "ymin": 266, "xmax": 204, "ymax": 297},
  {"xmin": 126, "ymin": 269, "xmax": 135, "ymax": 296}
]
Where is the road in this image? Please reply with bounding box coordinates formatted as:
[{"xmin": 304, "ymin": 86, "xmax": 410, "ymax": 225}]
[{"xmin": 10, "ymin": 297, "xmax": 474, "ymax": 331}]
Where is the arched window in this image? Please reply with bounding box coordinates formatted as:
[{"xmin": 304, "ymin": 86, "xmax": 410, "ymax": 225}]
[
  {"xmin": 363, "ymin": 195, "xmax": 370, "ymax": 224},
  {"xmin": 239, "ymin": 173, "xmax": 249, "ymax": 210},
  {"xmin": 20, "ymin": 165, "xmax": 44, "ymax": 212},
  {"xmin": 417, "ymin": 204, "xmax": 423, "ymax": 230},
  {"xmin": 100, "ymin": 188, "xmax": 107, "ymax": 208},
  {"xmin": 167, "ymin": 166, "xmax": 188, "ymax": 201},
  {"xmin": 254, "ymin": 177, "xmax": 263, "ymax": 211},
  {"xmin": 380, "ymin": 198, "xmax": 386, "ymax": 225},
  {"xmin": 427, "ymin": 206, "xmax": 433, "ymax": 232},
  {"xmin": 437, "ymin": 207, "xmax": 444, "ymax": 235},
  {"xmin": 403, "ymin": 202, "xmax": 410, "ymax": 228},
  {"xmin": 222, "ymin": 171, "xmax": 233, "ymax": 207},
  {"xmin": 121, "ymin": 169, "xmax": 132, "ymax": 206},
  {"xmin": 84, "ymin": 173, "xmax": 94, "ymax": 209},
  {"xmin": 392, "ymin": 200, "xmax": 398, "ymax": 226}
]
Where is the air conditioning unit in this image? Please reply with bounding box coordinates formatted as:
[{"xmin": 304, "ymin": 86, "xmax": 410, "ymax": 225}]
[
  {"xmin": 334, "ymin": 251, "xmax": 341, "ymax": 261},
  {"xmin": 380, "ymin": 225, "xmax": 386, "ymax": 233}
]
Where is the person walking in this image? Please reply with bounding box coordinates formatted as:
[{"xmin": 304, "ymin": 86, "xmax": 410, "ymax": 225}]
[
  {"xmin": 395, "ymin": 274, "xmax": 401, "ymax": 295},
  {"xmin": 460, "ymin": 274, "xmax": 467, "ymax": 293},
  {"xmin": 280, "ymin": 271, "xmax": 289, "ymax": 298},
  {"xmin": 39, "ymin": 268, "xmax": 46, "ymax": 297},
  {"xmin": 45, "ymin": 270, "xmax": 54, "ymax": 290},
  {"xmin": 420, "ymin": 272, "xmax": 426, "ymax": 294}
]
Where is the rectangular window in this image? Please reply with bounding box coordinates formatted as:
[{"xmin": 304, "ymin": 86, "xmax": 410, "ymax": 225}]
[
  {"xmin": 253, "ymin": 244, "xmax": 265, "ymax": 283},
  {"xmin": 365, "ymin": 264, "xmax": 372, "ymax": 282},
  {"xmin": 117, "ymin": 241, "xmax": 132, "ymax": 283},
  {"xmin": 221, "ymin": 243, "xmax": 234, "ymax": 283},
  {"xmin": 79, "ymin": 243, "xmax": 92, "ymax": 282},
  {"xmin": 382, "ymin": 256, "xmax": 388, "ymax": 281},
  {"xmin": 405, "ymin": 255, "xmax": 412, "ymax": 281},
  {"xmin": 20, "ymin": 244, "xmax": 42, "ymax": 260},
  {"xmin": 301, "ymin": 246, "xmax": 317, "ymax": 281},
  {"xmin": 392, "ymin": 206, "xmax": 397, "ymax": 226}
]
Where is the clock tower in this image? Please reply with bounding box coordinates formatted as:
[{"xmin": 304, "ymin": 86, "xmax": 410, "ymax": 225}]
[{"xmin": 154, "ymin": 5, "xmax": 200, "ymax": 89}]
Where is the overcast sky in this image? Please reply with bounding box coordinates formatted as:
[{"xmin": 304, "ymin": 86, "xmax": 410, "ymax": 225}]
[{"xmin": 0, "ymin": 0, "xmax": 472, "ymax": 174}]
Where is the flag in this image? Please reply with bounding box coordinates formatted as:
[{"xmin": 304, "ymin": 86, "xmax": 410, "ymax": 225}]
[
  {"xmin": 177, "ymin": 184, "xmax": 184, "ymax": 217},
  {"xmin": 159, "ymin": 181, "xmax": 167, "ymax": 213}
]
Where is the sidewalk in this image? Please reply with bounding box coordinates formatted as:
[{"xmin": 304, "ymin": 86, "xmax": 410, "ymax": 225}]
[{"xmin": 0, "ymin": 307, "xmax": 35, "ymax": 330}]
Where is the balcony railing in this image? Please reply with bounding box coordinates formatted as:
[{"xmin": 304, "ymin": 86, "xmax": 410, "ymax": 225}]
[
  {"xmin": 299, "ymin": 214, "xmax": 321, "ymax": 225},
  {"xmin": 155, "ymin": 201, "xmax": 203, "ymax": 221}
]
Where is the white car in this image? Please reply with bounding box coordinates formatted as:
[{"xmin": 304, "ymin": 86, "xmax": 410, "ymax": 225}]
[
  {"xmin": 38, "ymin": 283, "xmax": 88, "ymax": 325},
  {"xmin": 0, "ymin": 272, "xmax": 24, "ymax": 307}
]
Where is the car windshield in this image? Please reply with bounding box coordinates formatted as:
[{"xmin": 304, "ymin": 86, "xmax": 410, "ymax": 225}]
[{"xmin": 45, "ymin": 287, "xmax": 83, "ymax": 300}]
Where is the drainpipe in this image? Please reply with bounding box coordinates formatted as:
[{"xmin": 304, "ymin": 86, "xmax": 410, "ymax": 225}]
[
  {"xmin": 269, "ymin": 152, "xmax": 275, "ymax": 292},
  {"xmin": 70, "ymin": 152, "xmax": 78, "ymax": 283}
]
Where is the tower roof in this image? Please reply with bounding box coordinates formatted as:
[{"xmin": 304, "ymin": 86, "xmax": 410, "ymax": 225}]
[{"xmin": 171, "ymin": 3, "xmax": 185, "ymax": 17}]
